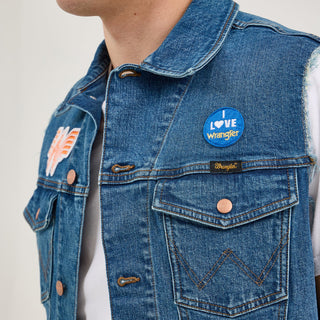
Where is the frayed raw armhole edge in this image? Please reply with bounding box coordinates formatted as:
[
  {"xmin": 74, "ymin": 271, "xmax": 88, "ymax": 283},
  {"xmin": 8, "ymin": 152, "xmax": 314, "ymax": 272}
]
[{"xmin": 303, "ymin": 46, "xmax": 320, "ymax": 184}]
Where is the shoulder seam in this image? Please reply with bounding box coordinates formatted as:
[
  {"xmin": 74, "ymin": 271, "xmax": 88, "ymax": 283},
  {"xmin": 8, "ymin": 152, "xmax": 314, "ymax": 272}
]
[{"xmin": 233, "ymin": 19, "xmax": 320, "ymax": 44}]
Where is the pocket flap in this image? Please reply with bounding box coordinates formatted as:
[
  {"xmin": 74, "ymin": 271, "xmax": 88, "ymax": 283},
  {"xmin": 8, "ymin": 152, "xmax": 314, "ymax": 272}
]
[
  {"xmin": 23, "ymin": 187, "xmax": 57, "ymax": 232},
  {"xmin": 152, "ymin": 168, "xmax": 298, "ymax": 229}
]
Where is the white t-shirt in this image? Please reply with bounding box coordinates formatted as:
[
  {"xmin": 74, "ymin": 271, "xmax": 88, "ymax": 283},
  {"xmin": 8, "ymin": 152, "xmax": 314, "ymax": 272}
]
[{"xmin": 77, "ymin": 53, "xmax": 320, "ymax": 320}]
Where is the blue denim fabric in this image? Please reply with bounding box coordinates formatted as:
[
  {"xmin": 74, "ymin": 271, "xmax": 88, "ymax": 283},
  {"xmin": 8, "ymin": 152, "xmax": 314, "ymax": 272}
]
[{"xmin": 24, "ymin": 0, "xmax": 320, "ymax": 318}]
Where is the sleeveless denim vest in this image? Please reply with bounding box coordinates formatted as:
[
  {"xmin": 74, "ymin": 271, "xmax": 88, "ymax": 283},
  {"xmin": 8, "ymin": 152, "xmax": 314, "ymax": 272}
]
[{"xmin": 24, "ymin": 0, "xmax": 320, "ymax": 318}]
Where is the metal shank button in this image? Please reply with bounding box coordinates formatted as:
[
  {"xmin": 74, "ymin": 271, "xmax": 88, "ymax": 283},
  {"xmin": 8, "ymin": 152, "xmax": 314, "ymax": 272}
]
[
  {"xmin": 67, "ymin": 169, "xmax": 77, "ymax": 185},
  {"xmin": 56, "ymin": 280, "xmax": 64, "ymax": 296},
  {"xmin": 217, "ymin": 199, "xmax": 233, "ymax": 214}
]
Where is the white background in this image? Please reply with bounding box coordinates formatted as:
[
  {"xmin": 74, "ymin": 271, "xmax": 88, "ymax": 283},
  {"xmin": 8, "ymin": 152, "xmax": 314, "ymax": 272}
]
[{"xmin": 1, "ymin": 1, "xmax": 320, "ymax": 319}]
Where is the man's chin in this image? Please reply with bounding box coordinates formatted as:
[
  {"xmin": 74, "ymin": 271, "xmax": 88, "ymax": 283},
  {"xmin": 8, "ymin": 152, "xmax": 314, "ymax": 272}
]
[{"xmin": 56, "ymin": 0, "xmax": 98, "ymax": 17}]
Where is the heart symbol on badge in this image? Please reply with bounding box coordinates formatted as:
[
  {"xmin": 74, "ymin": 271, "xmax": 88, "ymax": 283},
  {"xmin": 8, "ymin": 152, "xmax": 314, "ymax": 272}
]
[{"xmin": 214, "ymin": 120, "xmax": 224, "ymax": 129}]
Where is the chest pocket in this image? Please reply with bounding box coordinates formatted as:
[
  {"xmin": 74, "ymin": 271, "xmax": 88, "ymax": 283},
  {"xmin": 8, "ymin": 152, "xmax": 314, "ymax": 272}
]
[
  {"xmin": 24, "ymin": 187, "xmax": 57, "ymax": 303},
  {"xmin": 152, "ymin": 168, "xmax": 298, "ymax": 317}
]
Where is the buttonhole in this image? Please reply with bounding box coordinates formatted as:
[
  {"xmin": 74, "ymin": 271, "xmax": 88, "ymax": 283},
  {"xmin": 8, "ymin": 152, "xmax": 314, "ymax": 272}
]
[
  {"xmin": 89, "ymin": 96, "xmax": 97, "ymax": 100},
  {"xmin": 111, "ymin": 164, "xmax": 135, "ymax": 173},
  {"xmin": 118, "ymin": 70, "xmax": 141, "ymax": 79},
  {"xmin": 117, "ymin": 276, "xmax": 140, "ymax": 287}
]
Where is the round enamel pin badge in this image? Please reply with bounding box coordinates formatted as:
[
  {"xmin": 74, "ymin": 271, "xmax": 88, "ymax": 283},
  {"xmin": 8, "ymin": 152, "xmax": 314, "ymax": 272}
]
[{"xmin": 203, "ymin": 107, "xmax": 244, "ymax": 147}]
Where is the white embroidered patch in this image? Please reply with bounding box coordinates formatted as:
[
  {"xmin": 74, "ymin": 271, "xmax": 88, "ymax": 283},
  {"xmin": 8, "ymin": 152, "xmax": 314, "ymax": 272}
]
[{"xmin": 46, "ymin": 127, "xmax": 81, "ymax": 176}]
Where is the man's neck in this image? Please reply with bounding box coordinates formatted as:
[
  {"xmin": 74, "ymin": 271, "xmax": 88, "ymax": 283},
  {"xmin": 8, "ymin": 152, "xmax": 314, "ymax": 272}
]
[{"xmin": 101, "ymin": 0, "xmax": 192, "ymax": 68}]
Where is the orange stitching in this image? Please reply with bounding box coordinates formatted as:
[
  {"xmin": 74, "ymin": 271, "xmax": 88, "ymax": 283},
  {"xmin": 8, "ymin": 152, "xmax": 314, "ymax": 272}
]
[
  {"xmin": 25, "ymin": 207, "xmax": 46, "ymax": 226},
  {"xmin": 168, "ymin": 217, "xmax": 233, "ymax": 290},
  {"xmin": 100, "ymin": 171, "xmax": 208, "ymax": 182},
  {"xmin": 280, "ymin": 208, "xmax": 284, "ymax": 289},
  {"xmin": 37, "ymin": 182, "xmax": 86, "ymax": 196},
  {"xmin": 244, "ymin": 162, "xmax": 311, "ymax": 170},
  {"xmin": 198, "ymin": 251, "xmax": 231, "ymax": 290},
  {"xmin": 242, "ymin": 155, "xmax": 310, "ymax": 164},
  {"xmin": 38, "ymin": 177, "xmax": 88, "ymax": 189},
  {"xmin": 163, "ymin": 216, "xmax": 180, "ymax": 302},
  {"xmin": 185, "ymin": 308, "xmax": 189, "ymax": 320},
  {"xmin": 96, "ymin": 70, "xmax": 117, "ymax": 320},
  {"xmin": 164, "ymin": 209, "xmax": 290, "ymax": 313},
  {"xmin": 177, "ymin": 294, "xmax": 286, "ymax": 317},
  {"xmin": 78, "ymin": 68, "xmax": 108, "ymax": 93},
  {"xmin": 169, "ymin": 236, "xmax": 201, "ymax": 283},
  {"xmin": 117, "ymin": 276, "xmax": 140, "ymax": 287},
  {"xmin": 143, "ymin": 3, "xmax": 237, "ymax": 72},
  {"xmin": 225, "ymin": 226, "xmax": 289, "ymax": 286},
  {"xmin": 99, "ymin": 160, "xmax": 310, "ymax": 181},
  {"xmin": 155, "ymin": 201, "xmax": 297, "ymax": 229},
  {"xmin": 167, "ymin": 217, "xmax": 289, "ymax": 289},
  {"xmin": 38, "ymin": 250, "xmax": 47, "ymax": 282},
  {"xmin": 157, "ymin": 169, "xmax": 297, "ymax": 225},
  {"xmin": 181, "ymin": 287, "xmax": 283, "ymax": 310},
  {"xmin": 278, "ymin": 300, "xmax": 281, "ymax": 319},
  {"xmin": 41, "ymin": 291, "xmax": 48, "ymax": 303},
  {"xmin": 228, "ymin": 236, "xmax": 287, "ymax": 287},
  {"xmin": 145, "ymin": 179, "xmax": 159, "ymax": 318},
  {"xmin": 259, "ymin": 237, "xmax": 289, "ymax": 283},
  {"xmin": 38, "ymin": 238, "xmax": 53, "ymax": 283},
  {"xmin": 148, "ymin": 77, "xmax": 194, "ymax": 174},
  {"xmin": 168, "ymin": 240, "xmax": 200, "ymax": 288},
  {"xmin": 101, "ymin": 163, "xmax": 208, "ymax": 176}
]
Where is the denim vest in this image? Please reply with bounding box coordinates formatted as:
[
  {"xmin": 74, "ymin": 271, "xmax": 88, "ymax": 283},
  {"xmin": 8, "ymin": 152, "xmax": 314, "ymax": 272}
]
[{"xmin": 24, "ymin": 0, "xmax": 320, "ymax": 318}]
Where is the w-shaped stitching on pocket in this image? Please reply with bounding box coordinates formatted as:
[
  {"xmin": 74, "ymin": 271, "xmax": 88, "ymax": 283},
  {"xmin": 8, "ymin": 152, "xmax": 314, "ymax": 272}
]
[{"xmin": 167, "ymin": 212, "xmax": 289, "ymax": 290}]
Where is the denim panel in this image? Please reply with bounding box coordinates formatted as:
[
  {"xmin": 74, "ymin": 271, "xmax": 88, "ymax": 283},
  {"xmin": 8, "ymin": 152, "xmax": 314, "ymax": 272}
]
[
  {"xmin": 152, "ymin": 169, "xmax": 292, "ymax": 317},
  {"xmin": 141, "ymin": 0, "xmax": 239, "ymax": 77},
  {"xmin": 147, "ymin": 180, "xmax": 181, "ymax": 320},
  {"xmin": 50, "ymin": 192, "xmax": 86, "ymax": 320},
  {"xmin": 287, "ymin": 168, "xmax": 318, "ymax": 319},
  {"xmin": 152, "ymin": 169, "xmax": 297, "ymax": 228},
  {"xmin": 23, "ymin": 187, "xmax": 57, "ymax": 303},
  {"xmin": 23, "ymin": 0, "xmax": 320, "ymax": 318},
  {"xmin": 100, "ymin": 182, "xmax": 159, "ymax": 319},
  {"xmin": 100, "ymin": 70, "xmax": 193, "ymax": 180},
  {"xmin": 177, "ymin": 300, "xmax": 288, "ymax": 319}
]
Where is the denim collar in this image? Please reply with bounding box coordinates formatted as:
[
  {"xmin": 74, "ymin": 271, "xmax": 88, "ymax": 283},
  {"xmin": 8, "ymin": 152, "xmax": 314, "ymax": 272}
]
[
  {"xmin": 86, "ymin": 0, "xmax": 238, "ymax": 80},
  {"xmin": 61, "ymin": 0, "xmax": 239, "ymax": 116},
  {"xmin": 142, "ymin": 0, "xmax": 238, "ymax": 77}
]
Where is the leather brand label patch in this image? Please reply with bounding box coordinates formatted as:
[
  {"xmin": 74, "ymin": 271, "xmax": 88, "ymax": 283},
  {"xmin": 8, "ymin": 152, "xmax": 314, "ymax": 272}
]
[
  {"xmin": 203, "ymin": 107, "xmax": 244, "ymax": 147},
  {"xmin": 46, "ymin": 127, "xmax": 81, "ymax": 176},
  {"xmin": 210, "ymin": 161, "xmax": 242, "ymax": 173}
]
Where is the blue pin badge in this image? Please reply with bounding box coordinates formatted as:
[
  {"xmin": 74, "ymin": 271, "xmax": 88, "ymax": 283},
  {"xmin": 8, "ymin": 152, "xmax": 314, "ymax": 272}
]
[{"xmin": 203, "ymin": 107, "xmax": 244, "ymax": 147}]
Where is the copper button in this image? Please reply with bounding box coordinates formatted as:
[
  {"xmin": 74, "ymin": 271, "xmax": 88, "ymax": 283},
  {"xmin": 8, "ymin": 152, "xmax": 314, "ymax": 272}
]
[
  {"xmin": 67, "ymin": 169, "xmax": 77, "ymax": 185},
  {"xmin": 217, "ymin": 199, "xmax": 233, "ymax": 214},
  {"xmin": 56, "ymin": 280, "xmax": 64, "ymax": 296},
  {"xmin": 35, "ymin": 208, "xmax": 40, "ymax": 220}
]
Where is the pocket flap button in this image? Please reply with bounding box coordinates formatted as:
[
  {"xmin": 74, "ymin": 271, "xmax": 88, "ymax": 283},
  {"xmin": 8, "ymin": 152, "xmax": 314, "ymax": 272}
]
[
  {"xmin": 56, "ymin": 280, "xmax": 64, "ymax": 296},
  {"xmin": 67, "ymin": 169, "xmax": 77, "ymax": 185},
  {"xmin": 217, "ymin": 199, "xmax": 232, "ymax": 214}
]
